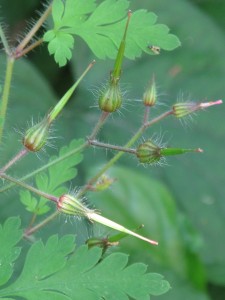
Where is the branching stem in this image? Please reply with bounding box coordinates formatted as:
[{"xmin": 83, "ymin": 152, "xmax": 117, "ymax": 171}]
[
  {"xmin": 0, "ymin": 173, "xmax": 58, "ymax": 203},
  {"xmin": 13, "ymin": 3, "xmax": 52, "ymax": 57}
]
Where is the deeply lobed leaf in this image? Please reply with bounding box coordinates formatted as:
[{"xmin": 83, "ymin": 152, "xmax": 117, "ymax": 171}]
[
  {"xmin": 44, "ymin": 0, "xmax": 180, "ymax": 66},
  {"xmin": 0, "ymin": 217, "xmax": 170, "ymax": 299}
]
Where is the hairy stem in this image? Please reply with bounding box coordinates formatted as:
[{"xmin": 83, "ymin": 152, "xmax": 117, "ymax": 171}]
[
  {"xmin": 0, "ymin": 23, "xmax": 10, "ymax": 55},
  {"xmin": 89, "ymin": 140, "xmax": 136, "ymax": 154},
  {"xmin": 0, "ymin": 57, "xmax": 15, "ymax": 145},
  {"xmin": 15, "ymin": 38, "xmax": 43, "ymax": 59},
  {"xmin": 0, "ymin": 173, "xmax": 58, "ymax": 203},
  {"xmin": 143, "ymin": 106, "xmax": 150, "ymax": 125},
  {"xmin": 0, "ymin": 148, "xmax": 28, "ymax": 173},
  {"xmin": 88, "ymin": 111, "xmax": 109, "ymax": 140},
  {"xmin": 14, "ymin": 3, "xmax": 52, "ymax": 57}
]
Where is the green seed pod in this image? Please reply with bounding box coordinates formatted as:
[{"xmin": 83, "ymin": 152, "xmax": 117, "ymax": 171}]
[
  {"xmin": 136, "ymin": 140, "xmax": 161, "ymax": 164},
  {"xmin": 23, "ymin": 118, "xmax": 50, "ymax": 152},
  {"xmin": 98, "ymin": 83, "xmax": 122, "ymax": 112},
  {"xmin": 143, "ymin": 75, "xmax": 157, "ymax": 107}
]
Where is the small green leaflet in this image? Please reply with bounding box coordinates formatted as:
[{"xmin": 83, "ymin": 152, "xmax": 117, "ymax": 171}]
[
  {"xmin": 44, "ymin": 0, "xmax": 181, "ymax": 66},
  {"xmin": 20, "ymin": 139, "xmax": 84, "ymax": 215},
  {"xmin": 0, "ymin": 217, "xmax": 170, "ymax": 300}
]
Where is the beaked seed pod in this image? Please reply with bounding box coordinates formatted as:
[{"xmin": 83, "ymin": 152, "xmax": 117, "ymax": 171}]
[
  {"xmin": 136, "ymin": 140, "xmax": 161, "ymax": 164},
  {"xmin": 23, "ymin": 118, "xmax": 50, "ymax": 152},
  {"xmin": 98, "ymin": 83, "xmax": 122, "ymax": 112}
]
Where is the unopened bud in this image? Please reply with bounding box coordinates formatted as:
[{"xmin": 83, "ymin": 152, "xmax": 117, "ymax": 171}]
[
  {"xmin": 143, "ymin": 75, "xmax": 157, "ymax": 106},
  {"xmin": 23, "ymin": 118, "xmax": 50, "ymax": 152},
  {"xmin": 57, "ymin": 194, "xmax": 91, "ymax": 216},
  {"xmin": 173, "ymin": 100, "xmax": 223, "ymax": 118},
  {"xmin": 94, "ymin": 175, "xmax": 115, "ymax": 191},
  {"xmin": 136, "ymin": 140, "xmax": 161, "ymax": 164},
  {"xmin": 98, "ymin": 83, "xmax": 122, "ymax": 112}
]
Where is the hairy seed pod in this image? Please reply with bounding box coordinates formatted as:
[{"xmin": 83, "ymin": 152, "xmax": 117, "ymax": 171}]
[
  {"xmin": 136, "ymin": 140, "xmax": 161, "ymax": 164},
  {"xmin": 23, "ymin": 118, "xmax": 50, "ymax": 152},
  {"xmin": 98, "ymin": 83, "xmax": 122, "ymax": 112}
]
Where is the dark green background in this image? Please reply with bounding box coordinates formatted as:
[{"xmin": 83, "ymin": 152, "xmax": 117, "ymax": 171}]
[{"xmin": 0, "ymin": 1, "xmax": 225, "ymax": 299}]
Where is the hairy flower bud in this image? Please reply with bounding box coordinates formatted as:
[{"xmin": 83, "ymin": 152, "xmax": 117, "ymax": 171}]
[
  {"xmin": 57, "ymin": 194, "xmax": 91, "ymax": 216},
  {"xmin": 143, "ymin": 76, "xmax": 157, "ymax": 107},
  {"xmin": 173, "ymin": 100, "xmax": 223, "ymax": 118},
  {"xmin": 23, "ymin": 118, "xmax": 50, "ymax": 152},
  {"xmin": 136, "ymin": 140, "xmax": 161, "ymax": 164},
  {"xmin": 98, "ymin": 83, "xmax": 122, "ymax": 112}
]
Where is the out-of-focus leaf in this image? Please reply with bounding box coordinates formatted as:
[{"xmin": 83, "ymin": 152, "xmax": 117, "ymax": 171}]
[{"xmin": 90, "ymin": 166, "xmax": 206, "ymax": 290}]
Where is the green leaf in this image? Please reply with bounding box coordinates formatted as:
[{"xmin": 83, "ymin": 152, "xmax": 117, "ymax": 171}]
[
  {"xmin": 20, "ymin": 139, "xmax": 84, "ymax": 215},
  {"xmin": 44, "ymin": 0, "xmax": 180, "ymax": 66},
  {"xmin": 0, "ymin": 232, "xmax": 170, "ymax": 299},
  {"xmin": 19, "ymin": 190, "xmax": 38, "ymax": 212},
  {"xmin": 0, "ymin": 217, "xmax": 22, "ymax": 287},
  {"xmin": 45, "ymin": 31, "xmax": 74, "ymax": 67}
]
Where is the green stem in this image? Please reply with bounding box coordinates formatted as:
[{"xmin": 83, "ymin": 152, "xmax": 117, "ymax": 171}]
[
  {"xmin": 0, "ymin": 173, "xmax": 58, "ymax": 203},
  {"xmin": 0, "ymin": 23, "xmax": 10, "ymax": 55},
  {"xmin": 13, "ymin": 3, "xmax": 52, "ymax": 57},
  {"xmin": 0, "ymin": 57, "xmax": 15, "ymax": 145}
]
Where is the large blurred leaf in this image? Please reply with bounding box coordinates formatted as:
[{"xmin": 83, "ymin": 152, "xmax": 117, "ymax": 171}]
[{"xmin": 90, "ymin": 166, "xmax": 207, "ymax": 294}]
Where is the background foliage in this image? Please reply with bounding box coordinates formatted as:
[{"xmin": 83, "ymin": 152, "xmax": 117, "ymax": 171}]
[{"xmin": 0, "ymin": 0, "xmax": 225, "ymax": 299}]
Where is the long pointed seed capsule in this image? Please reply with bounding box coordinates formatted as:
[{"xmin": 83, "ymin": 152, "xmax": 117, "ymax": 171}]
[
  {"xmin": 160, "ymin": 147, "xmax": 203, "ymax": 156},
  {"xmin": 48, "ymin": 60, "xmax": 95, "ymax": 123},
  {"xmin": 87, "ymin": 212, "xmax": 158, "ymax": 246},
  {"xmin": 98, "ymin": 11, "xmax": 132, "ymax": 113},
  {"xmin": 57, "ymin": 194, "xmax": 158, "ymax": 246},
  {"xmin": 23, "ymin": 61, "xmax": 95, "ymax": 152},
  {"xmin": 111, "ymin": 10, "xmax": 132, "ymax": 83}
]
